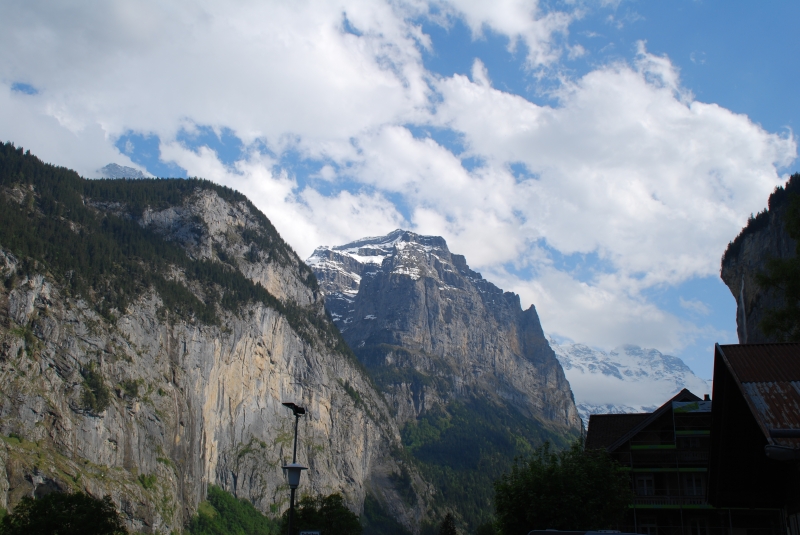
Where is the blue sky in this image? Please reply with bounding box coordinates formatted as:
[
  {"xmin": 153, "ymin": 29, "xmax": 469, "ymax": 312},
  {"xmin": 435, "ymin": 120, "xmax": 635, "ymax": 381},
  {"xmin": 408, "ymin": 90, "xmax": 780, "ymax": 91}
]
[{"xmin": 2, "ymin": 0, "xmax": 798, "ymax": 382}]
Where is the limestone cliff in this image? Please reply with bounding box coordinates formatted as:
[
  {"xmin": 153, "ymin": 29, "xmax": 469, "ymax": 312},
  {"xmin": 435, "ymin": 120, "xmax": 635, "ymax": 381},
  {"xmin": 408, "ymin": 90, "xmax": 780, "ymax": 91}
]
[
  {"xmin": 721, "ymin": 174, "xmax": 800, "ymax": 343},
  {"xmin": 0, "ymin": 145, "xmax": 426, "ymax": 533}
]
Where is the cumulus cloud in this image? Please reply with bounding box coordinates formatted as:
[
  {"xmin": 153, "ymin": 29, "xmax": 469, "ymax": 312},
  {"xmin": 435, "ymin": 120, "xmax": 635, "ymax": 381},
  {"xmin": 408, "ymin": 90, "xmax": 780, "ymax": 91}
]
[
  {"xmin": 434, "ymin": 0, "xmax": 573, "ymax": 66},
  {"xmin": 0, "ymin": 0, "xmax": 432, "ymax": 171},
  {"xmin": 0, "ymin": 0, "xmax": 796, "ymax": 359},
  {"xmin": 160, "ymin": 141, "xmax": 406, "ymax": 257},
  {"xmin": 433, "ymin": 46, "xmax": 795, "ymax": 285}
]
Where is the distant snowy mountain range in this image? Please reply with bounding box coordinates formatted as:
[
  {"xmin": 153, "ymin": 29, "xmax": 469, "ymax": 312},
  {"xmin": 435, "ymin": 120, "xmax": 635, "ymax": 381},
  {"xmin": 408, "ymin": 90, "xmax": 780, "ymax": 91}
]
[{"xmin": 550, "ymin": 339, "xmax": 711, "ymax": 423}]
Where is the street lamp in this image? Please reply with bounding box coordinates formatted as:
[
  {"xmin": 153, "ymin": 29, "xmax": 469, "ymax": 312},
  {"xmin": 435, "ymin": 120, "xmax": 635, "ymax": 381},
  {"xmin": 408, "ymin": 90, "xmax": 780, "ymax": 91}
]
[{"xmin": 282, "ymin": 402, "xmax": 307, "ymax": 535}]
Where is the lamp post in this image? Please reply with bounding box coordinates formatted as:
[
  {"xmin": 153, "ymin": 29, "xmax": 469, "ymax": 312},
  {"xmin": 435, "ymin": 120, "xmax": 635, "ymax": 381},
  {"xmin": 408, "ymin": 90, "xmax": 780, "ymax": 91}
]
[{"xmin": 282, "ymin": 402, "xmax": 307, "ymax": 535}]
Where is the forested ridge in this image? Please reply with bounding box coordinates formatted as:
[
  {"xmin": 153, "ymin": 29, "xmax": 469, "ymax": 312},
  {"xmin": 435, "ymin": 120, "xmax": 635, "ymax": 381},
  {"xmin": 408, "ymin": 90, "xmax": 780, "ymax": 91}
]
[
  {"xmin": 0, "ymin": 142, "xmax": 350, "ymax": 354},
  {"xmin": 723, "ymin": 172, "xmax": 800, "ymax": 262}
]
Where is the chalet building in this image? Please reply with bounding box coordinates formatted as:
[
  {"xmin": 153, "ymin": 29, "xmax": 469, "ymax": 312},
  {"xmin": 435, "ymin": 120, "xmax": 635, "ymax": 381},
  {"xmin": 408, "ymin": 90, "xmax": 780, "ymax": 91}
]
[
  {"xmin": 709, "ymin": 343, "xmax": 800, "ymax": 534},
  {"xmin": 586, "ymin": 388, "xmax": 782, "ymax": 535}
]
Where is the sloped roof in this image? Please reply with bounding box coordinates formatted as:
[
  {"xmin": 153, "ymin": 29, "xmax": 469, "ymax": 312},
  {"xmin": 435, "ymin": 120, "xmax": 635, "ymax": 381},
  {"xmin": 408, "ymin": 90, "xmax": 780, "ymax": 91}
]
[
  {"xmin": 583, "ymin": 389, "xmax": 702, "ymax": 453},
  {"xmin": 716, "ymin": 343, "xmax": 800, "ymax": 448},
  {"xmin": 585, "ymin": 413, "xmax": 649, "ymax": 450}
]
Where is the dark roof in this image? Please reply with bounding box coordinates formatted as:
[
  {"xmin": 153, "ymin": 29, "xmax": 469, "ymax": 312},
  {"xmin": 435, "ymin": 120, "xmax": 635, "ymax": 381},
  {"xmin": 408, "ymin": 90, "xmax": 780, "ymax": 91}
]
[
  {"xmin": 585, "ymin": 413, "xmax": 649, "ymax": 450},
  {"xmin": 603, "ymin": 388, "xmax": 701, "ymax": 452},
  {"xmin": 717, "ymin": 343, "xmax": 800, "ymax": 448}
]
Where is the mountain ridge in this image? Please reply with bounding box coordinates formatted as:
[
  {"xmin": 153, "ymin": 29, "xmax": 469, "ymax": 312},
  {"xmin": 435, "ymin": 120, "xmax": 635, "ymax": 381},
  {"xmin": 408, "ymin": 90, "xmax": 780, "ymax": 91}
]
[
  {"xmin": 308, "ymin": 229, "xmax": 580, "ymax": 429},
  {"xmin": 308, "ymin": 229, "xmax": 580, "ymax": 530},
  {"xmin": 550, "ymin": 338, "xmax": 711, "ymax": 422}
]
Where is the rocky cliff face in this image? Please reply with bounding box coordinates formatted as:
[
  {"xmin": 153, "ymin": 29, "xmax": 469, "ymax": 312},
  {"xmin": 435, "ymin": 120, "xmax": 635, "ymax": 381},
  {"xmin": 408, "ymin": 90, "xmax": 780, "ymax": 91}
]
[
  {"xmin": 0, "ymin": 147, "xmax": 426, "ymax": 533},
  {"xmin": 308, "ymin": 231, "xmax": 580, "ymax": 529},
  {"xmin": 721, "ymin": 174, "xmax": 799, "ymax": 343},
  {"xmin": 308, "ymin": 230, "xmax": 581, "ymax": 432}
]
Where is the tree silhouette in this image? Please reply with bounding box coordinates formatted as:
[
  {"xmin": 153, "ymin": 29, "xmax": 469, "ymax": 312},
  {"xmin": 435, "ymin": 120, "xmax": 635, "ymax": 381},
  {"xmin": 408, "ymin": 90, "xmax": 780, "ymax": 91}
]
[
  {"xmin": 494, "ymin": 440, "xmax": 631, "ymax": 535},
  {"xmin": 280, "ymin": 493, "xmax": 362, "ymax": 535},
  {"xmin": 438, "ymin": 513, "xmax": 458, "ymax": 535},
  {"xmin": 0, "ymin": 492, "xmax": 127, "ymax": 535}
]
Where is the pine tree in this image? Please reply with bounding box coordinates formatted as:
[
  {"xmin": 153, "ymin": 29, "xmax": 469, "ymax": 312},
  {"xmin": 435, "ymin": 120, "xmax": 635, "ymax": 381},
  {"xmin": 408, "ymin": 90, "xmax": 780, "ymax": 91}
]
[{"xmin": 439, "ymin": 513, "xmax": 458, "ymax": 535}]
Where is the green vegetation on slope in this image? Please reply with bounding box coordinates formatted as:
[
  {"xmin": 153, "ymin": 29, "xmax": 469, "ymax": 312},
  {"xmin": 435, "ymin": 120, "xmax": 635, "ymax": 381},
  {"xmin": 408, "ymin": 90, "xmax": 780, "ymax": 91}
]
[
  {"xmin": 723, "ymin": 172, "xmax": 800, "ymax": 262},
  {"xmin": 361, "ymin": 494, "xmax": 411, "ymax": 535},
  {"xmin": 80, "ymin": 365, "xmax": 111, "ymax": 414},
  {"xmin": 189, "ymin": 486, "xmax": 399, "ymax": 535},
  {"xmin": 188, "ymin": 485, "xmax": 280, "ymax": 535},
  {"xmin": 400, "ymin": 398, "xmax": 574, "ymax": 533},
  {"xmin": 756, "ymin": 193, "xmax": 800, "ymax": 340}
]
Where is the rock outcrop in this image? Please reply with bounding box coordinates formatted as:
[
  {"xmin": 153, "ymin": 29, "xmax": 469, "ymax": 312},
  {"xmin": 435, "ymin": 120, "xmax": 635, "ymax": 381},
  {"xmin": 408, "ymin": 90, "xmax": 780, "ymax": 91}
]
[
  {"xmin": 721, "ymin": 174, "xmax": 800, "ymax": 343},
  {"xmin": 0, "ymin": 146, "xmax": 426, "ymax": 533},
  {"xmin": 308, "ymin": 230, "xmax": 581, "ymax": 432}
]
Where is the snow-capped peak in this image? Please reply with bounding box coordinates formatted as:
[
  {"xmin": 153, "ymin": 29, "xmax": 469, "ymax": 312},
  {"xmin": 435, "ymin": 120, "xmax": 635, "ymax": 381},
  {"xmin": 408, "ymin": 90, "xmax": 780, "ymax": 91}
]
[{"xmin": 550, "ymin": 338, "xmax": 711, "ymax": 422}]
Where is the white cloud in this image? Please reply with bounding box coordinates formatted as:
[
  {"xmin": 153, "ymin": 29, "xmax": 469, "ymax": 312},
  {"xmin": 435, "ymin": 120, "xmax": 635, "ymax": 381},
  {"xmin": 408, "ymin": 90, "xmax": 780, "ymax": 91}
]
[
  {"xmin": 0, "ymin": 1, "xmax": 796, "ymax": 361},
  {"xmin": 470, "ymin": 58, "xmax": 492, "ymax": 87},
  {"xmin": 0, "ymin": 0, "xmax": 432, "ymax": 168},
  {"xmin": 432, "ymin": 45, "xmax": 795, "ymax": 288},
  {"xmin": 487, "ymin": 263, "xmax": 701, "ymax": 353},
  {"xmin": 434, "ymin": 0, "xmax": 573, "ymax": 67},
  {"xmin": 679, "ymin": 297, "xmax": 711, "ymax": 316},
  {"xmin": 0, "ymin": 87, "xmax": 138, "ymax": 177},
  {"xmin": 160, "ymin": 142, "xmax": 406, "ymax": 257}
]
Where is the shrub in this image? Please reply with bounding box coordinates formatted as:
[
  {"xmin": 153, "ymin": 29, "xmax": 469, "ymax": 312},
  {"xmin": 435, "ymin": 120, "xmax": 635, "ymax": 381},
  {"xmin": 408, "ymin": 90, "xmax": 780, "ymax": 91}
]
[
  {"xmin": 119, "ymin": 379, "xmax": 140, "ymax": 399},
  {"xmin": 82, "ymin": 368, "xmax": 111, "ymax": 414},
  {"xmin": 188, "ymin": 485, "xmax": 279, "ymax": 535},
  {"xmin": 138, "ymin": 474, "xmax": 157, "ymax": 490}
]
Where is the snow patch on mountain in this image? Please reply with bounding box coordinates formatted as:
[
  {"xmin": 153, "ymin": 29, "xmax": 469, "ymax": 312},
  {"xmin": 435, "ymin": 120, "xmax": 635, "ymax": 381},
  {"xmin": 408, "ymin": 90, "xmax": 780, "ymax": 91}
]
[
  {"xmin": 307, "ymin": 229, "xmax": 458, "ymax": 331},
  {"xmin": 550, "ymin": 339, "xmax": 711, "ymax": 422}
]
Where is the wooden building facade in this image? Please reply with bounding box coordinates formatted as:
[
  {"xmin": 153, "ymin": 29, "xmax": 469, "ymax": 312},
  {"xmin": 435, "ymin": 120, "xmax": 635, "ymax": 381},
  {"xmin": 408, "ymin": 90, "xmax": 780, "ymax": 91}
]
[
  {"xmin": 586, "ymin": 388, "xmax": 783, "ymax": 535},
  {"xmin": 709, "ymin": 343, "xmax": 800, "ymax": 534}
]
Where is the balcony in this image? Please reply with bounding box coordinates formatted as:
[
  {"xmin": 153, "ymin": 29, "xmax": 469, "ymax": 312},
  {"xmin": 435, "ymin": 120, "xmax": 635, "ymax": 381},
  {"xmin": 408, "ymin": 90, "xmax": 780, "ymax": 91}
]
[
  {"xmin": 633, "ymin": 488, "xmax": 707, "ymax": 507},
  {"xmin": 623, "ymin": 449, "xmax": 709, "ymax": 465}
]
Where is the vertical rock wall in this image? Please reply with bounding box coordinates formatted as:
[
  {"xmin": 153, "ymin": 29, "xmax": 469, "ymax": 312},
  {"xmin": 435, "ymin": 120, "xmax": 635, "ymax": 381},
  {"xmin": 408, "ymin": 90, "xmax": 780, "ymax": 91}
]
[
  {"xmin": 0, "ymin": 188, "xmax": 426, "ymax": 533},
  {"xmin": 720, "ymin": 176, "xmax": 799, "ymax": 343}
]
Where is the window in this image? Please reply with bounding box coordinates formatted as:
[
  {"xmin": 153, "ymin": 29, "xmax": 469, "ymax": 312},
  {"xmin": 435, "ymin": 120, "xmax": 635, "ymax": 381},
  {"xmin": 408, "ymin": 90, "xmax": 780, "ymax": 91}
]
[
  {"xmin": 635, "ymin": 475, "xmax": 655, "ymax": 496},
  {"xmin": 789, "ymin": 514, "xmax": 800, "ymax": 535},
  {"xmin": 683, "ymin": 473, "xmax": 705, "ymax": 496},
  {"xmin": 689, "ymin": 518, "xmax": 709, "ymax": 535},
  {"xmin": 639, "ymin": 522, "xmax": 657, "ymax": 535}
]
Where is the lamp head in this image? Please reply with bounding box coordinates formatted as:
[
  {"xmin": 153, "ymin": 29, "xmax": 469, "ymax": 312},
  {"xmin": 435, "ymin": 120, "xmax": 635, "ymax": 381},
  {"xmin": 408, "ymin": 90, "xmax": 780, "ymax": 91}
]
[
  {"xmin": 282, "ymin": 402, "xmax": 306, "ymax": 416},
  {"xmin": 282, "ymin": 462, "xmax": 308, "ymax": 489}
]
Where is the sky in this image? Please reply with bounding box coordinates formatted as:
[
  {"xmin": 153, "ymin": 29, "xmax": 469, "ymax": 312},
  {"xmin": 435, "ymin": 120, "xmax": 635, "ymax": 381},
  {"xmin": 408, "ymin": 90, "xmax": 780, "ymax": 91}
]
[{"xmin": 2, "ymin": 0, "xmax": 798, "ymax": 381}]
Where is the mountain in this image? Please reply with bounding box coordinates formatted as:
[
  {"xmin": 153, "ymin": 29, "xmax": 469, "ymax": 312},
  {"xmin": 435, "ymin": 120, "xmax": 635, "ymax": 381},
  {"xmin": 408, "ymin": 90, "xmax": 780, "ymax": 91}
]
[
  {"xmin": 550, "ymin": 339, "xmax": 711, "ymax": 422},
  {"xmin": 98, "ymin": 163, "xmax": 148, "ymax": 179},
  {"xmin": 308, "ymin": 230, "xmax": 580, "ymax": 530},
  {"xmin": 0, "ymin": 144, "xmax": 425, "ymax": 534},
  {"xmin": 721, "ymin": 173, "xmax": 800, "ymax": 343}
]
